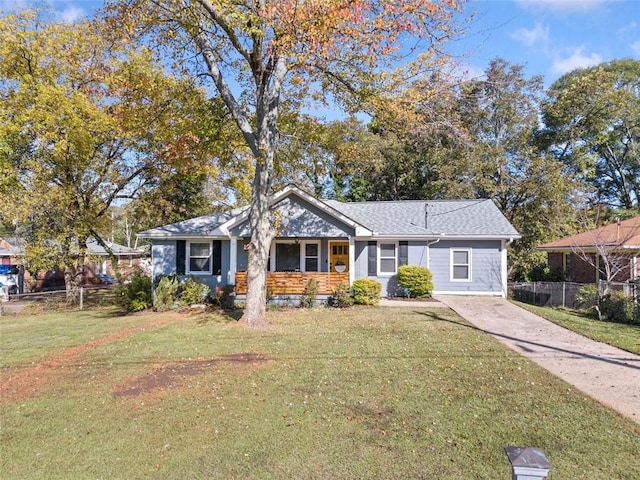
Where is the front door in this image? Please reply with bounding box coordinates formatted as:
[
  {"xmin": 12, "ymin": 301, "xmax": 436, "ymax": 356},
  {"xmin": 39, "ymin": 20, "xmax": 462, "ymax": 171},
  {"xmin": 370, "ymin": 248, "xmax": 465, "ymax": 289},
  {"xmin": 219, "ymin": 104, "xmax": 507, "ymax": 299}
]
[{"xmin": 329, "ymin": 241, "xmax": 349, "ymax": 273}]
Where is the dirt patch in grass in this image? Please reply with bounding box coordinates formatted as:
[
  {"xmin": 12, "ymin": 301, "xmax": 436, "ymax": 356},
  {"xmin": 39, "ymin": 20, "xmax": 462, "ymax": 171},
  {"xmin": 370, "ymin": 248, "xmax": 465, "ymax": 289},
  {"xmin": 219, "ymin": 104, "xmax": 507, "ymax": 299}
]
[
  {"xmin": 113, "ymin": 353, "xmax": 268, "ymax": 398},
  {"xmin": 0, "ymin": 313, "xmax": 191, "ymax": 406}
]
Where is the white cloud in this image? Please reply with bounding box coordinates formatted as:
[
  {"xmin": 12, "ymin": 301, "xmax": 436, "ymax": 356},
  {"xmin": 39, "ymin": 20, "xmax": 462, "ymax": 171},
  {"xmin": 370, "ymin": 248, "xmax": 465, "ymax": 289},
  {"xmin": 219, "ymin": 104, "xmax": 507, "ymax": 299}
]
[
  {"xmin": 551, "ymin": 46, "xmax": 603, "ymax": 74},
  {"xmin": 56, "ymin": 5, "xmax": 86, "ymax": 23},
  {"xmin": 516, "ymin": 0, "xmax": 608, "ymax": 14},
  {"xmin": 0, "ymin": 0, "xmax": 29, "ymax": 12},
  {"xmin": 618, "ymin": 21, "xmax": 637, "ymax": 37},
  {"xmin": 510, "ymin": 22, "xmax": 550, "ymax": 48},
  {"xmin": 631, "ymin": 41, "xmax": 640, "ymax": 56}
]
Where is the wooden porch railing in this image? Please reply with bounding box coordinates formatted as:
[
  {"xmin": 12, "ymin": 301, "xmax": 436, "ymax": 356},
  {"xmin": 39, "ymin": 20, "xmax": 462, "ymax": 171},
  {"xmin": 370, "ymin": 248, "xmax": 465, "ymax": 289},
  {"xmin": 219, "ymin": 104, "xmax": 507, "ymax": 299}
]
[{"xmin": 234, "ymin": 271, "xmax": 349, "ymax": 295}]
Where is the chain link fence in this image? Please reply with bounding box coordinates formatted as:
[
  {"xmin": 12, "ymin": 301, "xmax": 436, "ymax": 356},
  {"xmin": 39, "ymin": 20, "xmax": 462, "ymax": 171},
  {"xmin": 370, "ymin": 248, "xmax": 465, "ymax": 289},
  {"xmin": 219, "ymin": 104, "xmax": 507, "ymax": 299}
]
[{"xmin": 510, "ymin": 280, "xmax": 639, "ymax": 309}]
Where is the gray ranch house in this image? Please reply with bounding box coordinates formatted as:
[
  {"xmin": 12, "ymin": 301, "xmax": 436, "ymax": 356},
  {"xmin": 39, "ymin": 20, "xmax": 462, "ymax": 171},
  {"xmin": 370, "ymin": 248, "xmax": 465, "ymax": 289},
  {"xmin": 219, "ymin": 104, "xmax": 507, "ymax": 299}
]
[{"xmin": 138, "ymin": 186, "xmax": 520, "ymax": 301}]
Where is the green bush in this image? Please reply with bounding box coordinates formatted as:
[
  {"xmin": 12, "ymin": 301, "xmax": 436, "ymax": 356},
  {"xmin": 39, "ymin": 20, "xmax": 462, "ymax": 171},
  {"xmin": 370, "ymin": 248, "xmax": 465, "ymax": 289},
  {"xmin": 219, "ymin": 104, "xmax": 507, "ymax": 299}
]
[
  {"xmin": 598, "ymin": 291, "xmax": 636, "ymax": 324},
  {"xmin": 180, "ymin": 277, "xmax": 211, "ymax": 306},
  {"xmin": 329, "ymin": 283, "xmax": 353, "ymax": 308},
  {"xmin": 351, "ymin": 278, "xmax": 382, "ymax": 305},
  {"xmin": 299, "ymin": 279, "xmax": 319, "ymax": 308},
  {"xmin": 576, "ymin": 284, "xmax": 599, "ymax": 309},
  {"xmin": 210, "ymin": 284, "xmax": 235, "ymax": 309},
  {"xmin": 154, "ymin": 275, "xmax": 180, "ymax": 312},
  {"xmin": 115, "ymin": 269, "xmax": 152, "ymax": 312},
  {"xmin": 397, "ymin": 265, "xmax": 434, "ymax": 298}
]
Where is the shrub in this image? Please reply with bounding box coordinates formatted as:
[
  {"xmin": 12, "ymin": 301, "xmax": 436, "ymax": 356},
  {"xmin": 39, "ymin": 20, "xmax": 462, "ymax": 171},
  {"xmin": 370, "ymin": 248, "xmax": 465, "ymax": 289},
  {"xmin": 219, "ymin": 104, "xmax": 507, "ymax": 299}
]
[
  {"xmin": 115, "ymin": 269, "xmax": 152, "ymax": 312},
  {"xmin": 210, "ymin": 284, "xmax": 235, "ymax": 309},
  {"xmin": 266, "ymin": 285, "xmax": 274, "ymax": 304},
  {"xmin": 180, "ymin": 277, "xmax": 211, "ymax": 306},
  {"xmin": 299, "ymin": 279, "xmax": 319, "ymax": 308},
  {"xmin": 598, "ymin": 291, "xmax": 635, "ymax": 324},
  {"xmin": 154, "ymin": 275, "xmax": 180, "ymax": 311},
  {"xmin": 351, "ymin": 278, "xmax": 382, "ymax": 305},
  {"xmin": 576, "ymin": 284, "xmax": 599, "ymax": 309},
  {"xmin": 397, "ymin": 265, "xmax": 434, "ymax": 298},
  {"xmin": 329, "ymin": 283, "xmax": 353, "ymax": 308}
]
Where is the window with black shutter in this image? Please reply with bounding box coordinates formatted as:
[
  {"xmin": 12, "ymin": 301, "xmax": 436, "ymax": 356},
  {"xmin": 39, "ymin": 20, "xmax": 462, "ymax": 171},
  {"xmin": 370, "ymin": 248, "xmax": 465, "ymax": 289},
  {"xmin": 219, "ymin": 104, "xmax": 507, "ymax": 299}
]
[
  {"xmin": 176, "ymin": 240, "xmax": 186, "ymax": 275},
  {"xmin": 368, "ymin": 241, "xmax": 377, "ymax": 276},
  {"xmin": 212, "ymin": 240, "xmax": 222, "ymax": 275},
  {"xmin": 399, "ymin": 241, "xmax": 408, "ymax": 267}
]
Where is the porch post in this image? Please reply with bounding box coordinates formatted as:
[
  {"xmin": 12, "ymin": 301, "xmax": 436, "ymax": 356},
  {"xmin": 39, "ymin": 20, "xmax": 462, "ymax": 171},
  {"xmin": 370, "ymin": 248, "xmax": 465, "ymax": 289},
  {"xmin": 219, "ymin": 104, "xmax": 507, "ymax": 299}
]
[
  {"xmin": 229, "ymin": 237, "xmax": 237, "ymax": 285},
  {"xmin": 348, "ymin": 237, "xmax": 355, "ymax": 286}
]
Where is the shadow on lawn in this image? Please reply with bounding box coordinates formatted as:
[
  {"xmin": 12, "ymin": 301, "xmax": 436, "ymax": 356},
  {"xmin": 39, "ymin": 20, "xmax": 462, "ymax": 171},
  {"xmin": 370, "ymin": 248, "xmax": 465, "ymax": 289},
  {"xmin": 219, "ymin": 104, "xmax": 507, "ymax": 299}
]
[{"xmin": 414, "ymin": 310, "xmax": 640, "ymax": 372}]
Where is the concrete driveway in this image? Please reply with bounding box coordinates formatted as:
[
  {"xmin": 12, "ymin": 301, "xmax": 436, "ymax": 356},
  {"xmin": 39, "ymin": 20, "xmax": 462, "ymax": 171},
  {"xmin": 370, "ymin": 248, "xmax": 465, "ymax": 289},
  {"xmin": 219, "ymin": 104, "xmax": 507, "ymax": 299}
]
[{"xmin": 432, "ymin": 296, "xmax": 640, "ymax": 423}]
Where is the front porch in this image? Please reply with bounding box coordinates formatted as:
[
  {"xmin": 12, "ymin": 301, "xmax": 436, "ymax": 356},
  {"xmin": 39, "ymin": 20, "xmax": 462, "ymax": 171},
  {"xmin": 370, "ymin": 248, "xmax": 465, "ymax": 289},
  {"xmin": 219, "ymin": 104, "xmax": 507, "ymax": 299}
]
[{"xmin": 234, "ymin": 271, "xmax": 349, "ymax": 295}]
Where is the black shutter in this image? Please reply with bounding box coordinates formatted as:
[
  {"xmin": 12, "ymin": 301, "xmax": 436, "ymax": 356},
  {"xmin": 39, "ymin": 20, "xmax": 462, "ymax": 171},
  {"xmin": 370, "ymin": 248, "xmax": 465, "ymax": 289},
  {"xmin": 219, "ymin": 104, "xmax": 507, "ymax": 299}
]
[
  {"xmin": 399, "ymin": 241, "xmax": 408, "ymax": 267},
  {"xmin": 176, "ymin": 240, "xmax": 186, "ymax": 275},
  {"xmin": 368, "ymin": 241, "xmax": 377, "ymax": 276},
  {"xmin": 212, "ymin": 240, "xmax": 222, "ymax": 275}
]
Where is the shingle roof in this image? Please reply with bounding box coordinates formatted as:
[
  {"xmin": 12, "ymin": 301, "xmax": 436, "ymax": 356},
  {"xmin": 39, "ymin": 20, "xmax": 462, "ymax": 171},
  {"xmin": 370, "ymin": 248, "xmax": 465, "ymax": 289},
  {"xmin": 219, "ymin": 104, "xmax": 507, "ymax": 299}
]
[
  {"xmin": 137, "ymin": 208, "xmax": 246, "ymax": 238},
  {"xmin": 538, "ymin": 216, "xmax": 640, "ymax": 250},
  {"xmin": 325, "ymin": 199, "xmax": 520, "ymax": 237},
  {"xmin": 137, "ymin": 190, "xmax": 519, "ymax": 239}
]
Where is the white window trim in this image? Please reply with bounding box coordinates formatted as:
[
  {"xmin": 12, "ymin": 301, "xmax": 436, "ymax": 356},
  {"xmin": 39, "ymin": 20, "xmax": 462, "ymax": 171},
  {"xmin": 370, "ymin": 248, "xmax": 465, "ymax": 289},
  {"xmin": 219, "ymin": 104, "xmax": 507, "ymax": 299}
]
[
  {"xmin": 187, "ymin": 241, "xmax": 212, "ymax": 275},
  {"xmin": 301, "ymin": 240, "xmax": 321, "ymax": 272},
  {"xmin": 378, "ymin": 241, "xmax": 398, "ymax": 276},
  {"xmin": 450, "ymin": 248, "xmax": 472, "ymax": 282}
]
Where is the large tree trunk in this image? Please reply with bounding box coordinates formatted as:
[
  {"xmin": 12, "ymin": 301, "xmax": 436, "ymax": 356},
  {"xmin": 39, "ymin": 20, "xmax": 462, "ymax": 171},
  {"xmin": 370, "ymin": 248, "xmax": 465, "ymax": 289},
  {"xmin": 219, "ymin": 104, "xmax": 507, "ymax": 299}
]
[
  {"xmin": 240, "ymin": 162, "xmax": 276, "ymax": 327},
  {"xmin": 63, "ymin": 264, "xmax": 83, "ymax": 308}
]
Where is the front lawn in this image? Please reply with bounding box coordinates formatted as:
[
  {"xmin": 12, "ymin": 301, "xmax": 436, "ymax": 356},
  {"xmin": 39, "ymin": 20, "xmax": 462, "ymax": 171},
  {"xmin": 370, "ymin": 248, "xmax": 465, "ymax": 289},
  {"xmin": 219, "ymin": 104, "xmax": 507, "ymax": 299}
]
[
  {"xmin": 1, "ymin": 307, "xmax": 639, "ymax": 479},
  {"xmin": 513, "ymin": 301, "xmax": 640, "ymax": 355}
]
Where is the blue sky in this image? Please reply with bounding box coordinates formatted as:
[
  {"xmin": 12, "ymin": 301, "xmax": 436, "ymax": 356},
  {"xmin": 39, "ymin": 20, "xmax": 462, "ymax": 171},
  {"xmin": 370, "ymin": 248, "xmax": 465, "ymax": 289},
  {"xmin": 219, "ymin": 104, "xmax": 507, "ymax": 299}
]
[{"xmin": 3, "ymin": 0, "xmax": 639, "ymax": 87}]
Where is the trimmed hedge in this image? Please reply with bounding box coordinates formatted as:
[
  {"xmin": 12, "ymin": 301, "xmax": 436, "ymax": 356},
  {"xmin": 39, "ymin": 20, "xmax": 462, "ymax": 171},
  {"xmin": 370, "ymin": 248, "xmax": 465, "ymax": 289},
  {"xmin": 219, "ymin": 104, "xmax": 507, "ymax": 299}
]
[
  {"xmin": 351, "ymin": 278, "xmax": 382, "ymax": 305},
  {"xmin": 397, "ymin": 265, "xmax": 433, "ymax": 298}
]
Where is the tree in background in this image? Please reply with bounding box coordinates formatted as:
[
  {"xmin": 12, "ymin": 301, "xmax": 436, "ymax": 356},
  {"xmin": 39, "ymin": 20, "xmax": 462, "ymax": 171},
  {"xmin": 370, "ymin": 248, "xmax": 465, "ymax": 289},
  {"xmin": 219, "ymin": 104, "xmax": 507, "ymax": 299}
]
[
  {"xmin": 451, "ymin": 59, "xmax": 579, "ymax": 278},
  {"xmin": 109, "ymin": 0, "xmax": 469, "ymax": 326},
  {"xmin": 0, "ymin": 11, "xmax": 224, "ymax": 305},
  {"xmin": 540, "ymin": 59, "xmax": 640, "ymax": 211}
]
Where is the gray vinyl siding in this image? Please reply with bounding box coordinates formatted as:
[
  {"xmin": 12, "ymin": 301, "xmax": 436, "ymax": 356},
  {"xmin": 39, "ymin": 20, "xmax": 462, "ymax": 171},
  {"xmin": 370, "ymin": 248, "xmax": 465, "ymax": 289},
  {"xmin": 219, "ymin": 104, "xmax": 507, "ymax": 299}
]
[
  {"xmin": 429, "ymin": 240, "xmax": 503, "ymax": 294},
  {"xmin": 152, "ymin": 239, "xmax": 232, "ymax": 290},
  {"xmin": 231, "ymin": 195, "xmax": 355, "ymax": 238},
  {"xmin": 151, "ymin": 240, "xmax": 176, "ymax": 279},
  {"xmin": 353, "ymin": 240, "xmax": 430, "ymax": 296}
]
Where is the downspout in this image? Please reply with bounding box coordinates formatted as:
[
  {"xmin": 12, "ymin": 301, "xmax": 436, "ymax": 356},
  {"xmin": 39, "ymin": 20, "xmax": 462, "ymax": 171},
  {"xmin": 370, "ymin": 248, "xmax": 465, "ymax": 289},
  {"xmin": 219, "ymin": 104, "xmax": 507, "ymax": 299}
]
[{"xmin": 425, "ymin": 237, "xmax": 441, "ymax": 269}]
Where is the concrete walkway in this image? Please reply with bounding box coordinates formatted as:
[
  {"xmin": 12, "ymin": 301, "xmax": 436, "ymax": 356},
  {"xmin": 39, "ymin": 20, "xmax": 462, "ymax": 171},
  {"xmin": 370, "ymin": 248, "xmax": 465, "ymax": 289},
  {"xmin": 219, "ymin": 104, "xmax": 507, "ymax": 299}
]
[{"xmin": 428, "ymin": 296, "xmax": 640, "ymax": 423}]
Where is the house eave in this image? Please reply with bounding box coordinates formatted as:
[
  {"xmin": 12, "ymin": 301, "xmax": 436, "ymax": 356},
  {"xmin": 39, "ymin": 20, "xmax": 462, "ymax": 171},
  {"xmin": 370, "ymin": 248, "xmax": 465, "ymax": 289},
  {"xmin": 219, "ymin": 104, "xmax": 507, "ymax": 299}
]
[
  {"xmin": 137, "ymin": 233, "xmax": 230, "ymax": 240},
  {"xmin": 537, "ymin": 244, "xmax": 640, "ymax": 252},
  {"xmin": 218, "ymin": 185, "xmax": 374, "ymax": 237},
  {"xmin": 361, "ymin": 234, "xmax": 521, "ymax": 241}
]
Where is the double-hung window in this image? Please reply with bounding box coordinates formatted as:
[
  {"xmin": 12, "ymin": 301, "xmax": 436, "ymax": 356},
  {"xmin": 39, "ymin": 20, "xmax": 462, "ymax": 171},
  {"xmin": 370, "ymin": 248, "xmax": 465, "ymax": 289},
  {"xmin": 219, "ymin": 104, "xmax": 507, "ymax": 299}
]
[
  {"xmin": 188, "ymin": 242, "xmax": 212, "ymax": 274},
  {"xmin": 451, "ymin": 248, "xmax": 471, "ymax": 281},
  {"xmin": 378, "ymin": 242, "xmax": 397, "ymax": 275}
]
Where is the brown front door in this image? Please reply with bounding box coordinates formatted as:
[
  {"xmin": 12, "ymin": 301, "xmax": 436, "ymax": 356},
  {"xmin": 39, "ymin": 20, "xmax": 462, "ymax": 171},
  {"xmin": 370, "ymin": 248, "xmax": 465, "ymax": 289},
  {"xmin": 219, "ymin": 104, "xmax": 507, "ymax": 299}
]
[{"xmin": 329, "ymin": 241, "xmax": 349, "ymax": 273}]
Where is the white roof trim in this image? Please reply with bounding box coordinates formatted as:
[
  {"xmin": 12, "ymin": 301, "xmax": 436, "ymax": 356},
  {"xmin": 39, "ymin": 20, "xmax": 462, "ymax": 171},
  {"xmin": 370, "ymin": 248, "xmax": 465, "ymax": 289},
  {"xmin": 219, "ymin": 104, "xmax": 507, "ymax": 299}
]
[{"xmin": 219, "ymin": 185, "xmax": 374, "ymax": 237}]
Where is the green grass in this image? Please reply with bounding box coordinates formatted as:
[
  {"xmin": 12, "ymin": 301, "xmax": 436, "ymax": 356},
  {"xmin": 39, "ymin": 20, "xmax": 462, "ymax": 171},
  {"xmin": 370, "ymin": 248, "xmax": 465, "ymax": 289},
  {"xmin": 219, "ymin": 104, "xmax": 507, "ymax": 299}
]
[
  {"xmin": 513, "ymin": 301, "xmax": 640, "ymax": 355},
  {"xmin": 1, "ymin": 307, "xmax": 639, "ymax": 479}
]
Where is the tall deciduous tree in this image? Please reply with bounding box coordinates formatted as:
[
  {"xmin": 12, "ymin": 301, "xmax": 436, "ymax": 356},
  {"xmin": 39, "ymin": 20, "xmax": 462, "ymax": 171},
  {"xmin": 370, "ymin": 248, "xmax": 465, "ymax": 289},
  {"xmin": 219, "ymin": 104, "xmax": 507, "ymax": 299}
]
[
  {"xmin": 110, "ymin": 0, "xmax": 467, "ymax": 326},
  {"xmin": 454, "ymin": 59, "xmax": 578, "ymax": 278},
  {"xmin": 540, "ymin": 59, "xmax": 640, "ymax": 211},
  {"xmin": 0, "ymin": 11, "xmax": 222, "ymax": 304}
]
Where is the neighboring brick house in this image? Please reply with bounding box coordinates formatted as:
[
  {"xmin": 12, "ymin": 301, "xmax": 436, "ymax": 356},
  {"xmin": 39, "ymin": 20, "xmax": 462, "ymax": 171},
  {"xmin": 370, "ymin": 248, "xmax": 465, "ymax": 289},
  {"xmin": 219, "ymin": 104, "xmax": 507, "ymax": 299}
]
[
  {"xmin": 537, "ymin": 217, "xmax": 640, "ymax": 283},
  {"xmin": 0, "ymin": 237, "xmax": 147, "ymax": 291}
]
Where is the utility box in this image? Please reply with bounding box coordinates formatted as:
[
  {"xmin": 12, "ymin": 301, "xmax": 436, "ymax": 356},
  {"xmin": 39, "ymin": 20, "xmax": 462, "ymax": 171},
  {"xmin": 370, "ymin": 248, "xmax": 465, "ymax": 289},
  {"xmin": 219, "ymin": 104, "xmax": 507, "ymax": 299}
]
[{"xmin": 505, "ymin": 446, "xmax": 551, "ymax": 480}]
